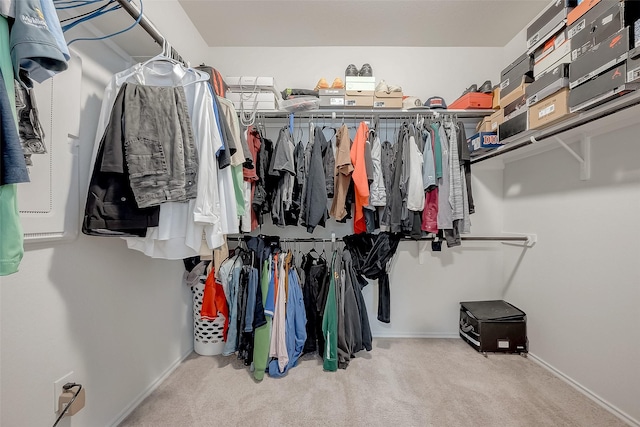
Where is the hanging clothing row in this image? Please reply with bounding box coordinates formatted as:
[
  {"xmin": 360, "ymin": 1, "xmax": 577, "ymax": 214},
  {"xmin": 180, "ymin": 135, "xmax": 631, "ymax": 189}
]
[
  {"xmin": 246, "ymin": 113, "xmax": 475, "ymax": 247},
  {"xmin": 1, "ymin": 1, "xmax": 71, "ymax": 276},
  {"xmin": 187, "ymin": 233, "xmax": 401, "ymax": 378},
  {"xmin": 83, "ymin": 54, "xmax": 477, "ymax": 261},
  {"xmin": 82, "ymin": 55, "xmax": 252, "ymax": 260}
]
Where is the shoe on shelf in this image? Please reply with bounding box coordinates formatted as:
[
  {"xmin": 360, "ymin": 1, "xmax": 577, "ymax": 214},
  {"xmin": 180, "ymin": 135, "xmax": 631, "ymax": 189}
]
[
  {"xmin": 359, "ymin": 63, "xmax": 373, "ymax": 77},
  {"xmin": 375, "ymin": 80, "xmax": 389, "ymax": 92},
  {"xmin": 345, "ymin": 64, "xmax": 359, "ymax": 77},
  {"xmin": 375, "ymin": 80, "xmax": 402, "ymax": 93},
  {"xmin": 387, "ymin": 82, "xmax": 402, "ymax": 92},
  {"xmin": 478, "ymin": 80, "xmax": 493, "ymax": 93},
  {"xmin": 314, "ymin": 78, "xmax": 329, "ymax": 91},
  {"xmin": 462, "ymin": 84, "xmax": 478, "ymax": 96},
  {"xmin": 331, "ymin": 77, "xmax": 344, "ymax": 89}
]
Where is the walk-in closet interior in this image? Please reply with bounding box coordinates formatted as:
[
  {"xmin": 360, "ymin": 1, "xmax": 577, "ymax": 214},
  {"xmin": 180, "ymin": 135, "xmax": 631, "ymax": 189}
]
[{"xmin": 1, "ymin": 1, "xmax": 638, "ymax": 426}]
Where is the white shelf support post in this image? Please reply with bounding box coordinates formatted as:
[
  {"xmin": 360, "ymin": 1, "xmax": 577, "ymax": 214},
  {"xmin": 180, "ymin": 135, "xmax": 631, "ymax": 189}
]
[{"xmin": 552, "ymin": 136, "xmax": 591, "ymax": 181}]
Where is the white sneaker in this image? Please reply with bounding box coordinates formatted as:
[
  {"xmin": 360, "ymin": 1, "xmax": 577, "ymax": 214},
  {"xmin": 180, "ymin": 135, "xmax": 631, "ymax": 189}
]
[
  {"xmin": 387, "ymin": 83, "xmax": 402, "ymax": 92},
  {"xmin": 375, "ymin": 80, "xmax": 402, "ymax": 93},
  {"xmin": 375, "ymin": 80, "xmax": 389, "ymax": 92}
]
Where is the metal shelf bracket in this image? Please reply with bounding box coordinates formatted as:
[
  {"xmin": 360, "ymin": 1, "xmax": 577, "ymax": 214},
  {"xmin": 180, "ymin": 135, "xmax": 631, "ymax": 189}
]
[{"xmin": 531, "ymin": 135, "xmax": 591, "ymax": 180}]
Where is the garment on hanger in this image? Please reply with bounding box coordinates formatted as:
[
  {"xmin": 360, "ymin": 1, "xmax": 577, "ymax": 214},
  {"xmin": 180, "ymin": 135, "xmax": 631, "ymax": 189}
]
[
  {"xmin": 330, "ymin": 124, "xmax": 354, "ymax": 221},
  {"xmin": 322, "ymin": 127, "xmax": 336, "ymax": 198},
  {"xmin": 268, "ymin": 252, "xmax": 307, "ymax": 377},
  {"xmin": 350, "ymin": 121, "xmax": 370, "ymax": 234},
  {"xmin": 0, "ymin": 15, "xmax": 25, "ymax": 277},
  {"xmin": 10, "ymin": 0, "xmax": 69, "ymax": 87},
  {"xmin": 304, "ymin": 127, "xmax": 329, "ymax": 232},
  {"xmin": 302, "ymin": 249, "xmax": 328, "ymax": 355},
  {"xmin": 322, "ymin": 251, "xmax": 338, "ymax": 372},
  {"xmin": 369, "ymin": 134, "xmax": 386, "ymax": 207},
  {"xmin": 84, "ymin": 57, "xmax": 230, "ymax": 259},
  {"xmin": 195, "ymin": 64, "xmax": 229, "ymax": 97}
]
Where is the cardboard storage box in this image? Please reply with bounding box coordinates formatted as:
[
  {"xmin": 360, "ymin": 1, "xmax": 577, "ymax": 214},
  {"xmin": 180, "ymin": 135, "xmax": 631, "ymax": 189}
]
[
  {"xmin": 345, "ymin": 92, "xmax": 374, "ymax": 107},
  {"xmin": 476, "ymin": 116, "xmax": 492, "ymax": 133},
  {"xmin": 467, "ymin": 131, "xmax": 502, "ymax": 155},
  {"xmin": 570, "ymin": 26, "xmax": 629, "ymax": 88},
  {"xmin": 373, "ymin": 91, "xmax": 403, "ymax": 108},
  {"xmin": 489, "ymin": 109, "xmax": 504, "ymax": 132},
  {"xmin": 459, "ymin": 300, "xmax": 528, "ymax": 354},
  {"xmin": 345, "ymin": 76, "xmax": 375, "ymax": 92},
  {"xmin": 569, "ymin": 1, "xmax": 640, "ymax": 62},
  {"xmin": 499, "ymin": 107, "xmax": 528, "ymax": 141},
  {"xmin": 568, "ymin": 0, "xmax": 603, "ymax": 26},
  {"xmin": 319, "ymin": 88, "xmax": 345, "ymax": 108},
  {"xmin": 500, "ymin": 53, "xmax": 534, "ymax": 100},
  {"xmin": 533, "ymin": 29, "xmax": 572, "ymax": 77},
  {"xmin": 627, "ymin": 47, "xmax": 640, "ymax": 82},
  {"xmin": 503, "ymin": 91, "xmax": 527, "ymax": 117},
  {"xmin": 529, "ymin": 88, "xmax": 572, "ymax": 129},
  {"xmin": 527, "ymin": 0, "xmax": 577, "ymax": 52},
  {"xmin": 526, "ymin": 63, "xmax": 570, "ymax": 106},
  {"xmin": 492, "ymin": 86, "xmax": 500, "ymax": 109},
  {"xmin": 570, "ymin": 62, "xmax": 639, "ymax": 112},
  {"xmin": 477, "ymin": 109, "xmax": 504, "ymax": 133},
  {"xmin": 449, "ymin": 92, "xmax": 493, "ymax": 109},
  {"xmin": 501, "ymin": 78, "xmax": 529, "ymax": 107}
]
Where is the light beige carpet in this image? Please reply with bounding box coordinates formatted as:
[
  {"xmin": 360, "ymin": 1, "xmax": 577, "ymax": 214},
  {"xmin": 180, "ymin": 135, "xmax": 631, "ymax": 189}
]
[{"xmin": 119, "ymin": 338, "xmax": 625, "ymax": 427}]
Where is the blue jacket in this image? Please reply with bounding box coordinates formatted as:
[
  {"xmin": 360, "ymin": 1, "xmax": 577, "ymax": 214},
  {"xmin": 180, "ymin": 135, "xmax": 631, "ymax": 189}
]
[
  {"xmin": 11, "ymin": 0, "xmax": 68, "ymax": 87},
  {"xmin": 268, "ymin": 268, "xmax": 307, "ymax": 377}
]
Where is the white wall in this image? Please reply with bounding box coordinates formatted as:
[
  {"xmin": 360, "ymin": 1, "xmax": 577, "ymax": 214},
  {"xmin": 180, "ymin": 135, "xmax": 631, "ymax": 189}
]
[
  {"xmin": 0, "ymin": 37, "xmax": 193, "ymax": 427},
  {"xmin": 501, "ymin": 124, "xmax": 640, "ymax": 424},
  {"xmin": 206, "ymin": 46, "xmax": 504, "ymax": 106}
]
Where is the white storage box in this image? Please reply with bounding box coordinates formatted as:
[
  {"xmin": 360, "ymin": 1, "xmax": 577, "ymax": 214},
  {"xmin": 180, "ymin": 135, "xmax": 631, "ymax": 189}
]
[
  {"xmin": 345, "ymin": 76, "xmax": 376, "ymax": 91},
  {"xmin": 226, "ymin": 91, "xmax": 277, "ymax": 110},
  {"xmin": 226, "ymin": 76, "xmax": 275, "ymax": 90}
]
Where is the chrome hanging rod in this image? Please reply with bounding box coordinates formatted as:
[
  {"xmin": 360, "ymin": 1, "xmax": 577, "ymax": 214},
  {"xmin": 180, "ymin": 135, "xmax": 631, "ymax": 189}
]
[
  {"xmin": 230, "ymin": 235, "xmax": 532, "ymax": 243},
  {"xmin": 256, "ymin": 109, "xmax": 492, "ymax": 120},
  {"xmin": 115, "ymin": 0, "xmax": 184, "ymax": 63}
]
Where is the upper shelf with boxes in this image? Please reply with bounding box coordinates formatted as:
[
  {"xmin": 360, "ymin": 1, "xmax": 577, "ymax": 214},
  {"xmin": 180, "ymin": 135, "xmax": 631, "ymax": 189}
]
[
  {"xmin": 469, "ymin": 0, "xmax": 640, "ymax": 163},
  {"xmin": 224, "ymin": 68, "xmax": 496, "ymax": 118}
]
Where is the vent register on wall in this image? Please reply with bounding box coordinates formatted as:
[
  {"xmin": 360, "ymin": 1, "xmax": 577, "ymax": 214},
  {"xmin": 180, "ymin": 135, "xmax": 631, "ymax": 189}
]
[{"xmin": 18, "ymin": 52, "xmax": 82, "ymax": 243}]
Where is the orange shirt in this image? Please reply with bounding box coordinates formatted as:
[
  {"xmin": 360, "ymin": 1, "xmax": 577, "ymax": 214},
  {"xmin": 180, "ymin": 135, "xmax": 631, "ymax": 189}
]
[{"xmin": 350, "ymin": 122, "xmax": 370, "ymax": 234}]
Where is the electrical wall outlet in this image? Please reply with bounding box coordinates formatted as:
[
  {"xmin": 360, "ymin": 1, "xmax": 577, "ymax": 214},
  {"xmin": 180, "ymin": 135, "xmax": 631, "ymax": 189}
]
[
  {"xmin": 59, "ymin": 387, "xmax": 85, "ymax": 416},
  {"xmin": 53, "ymin": 372, "xmax": 74, "ymax": 413}
]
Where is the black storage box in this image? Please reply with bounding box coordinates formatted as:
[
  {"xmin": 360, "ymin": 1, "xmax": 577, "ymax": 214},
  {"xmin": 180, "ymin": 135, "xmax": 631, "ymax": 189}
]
[
  {"xmin": 527, "ymin": 0, "xmax": 577, "ymax": 52},
  {"xmin": 570, "ymin": 26, "xmax": 629, "ymax": 89},
  {"xmin": 568, "ymin": 0, "xmax": 640, "ymax": 62},
  {"xmin": 527, "ymin": 63, "xmax": 570, "ymax": 107},
  {"xmin": 499, "ymin": 108, "xmax": 528, "ymax": 141},
  {"xmin": 627, "ymin": 46, "xmax": 640, "ymax": 83},
  {"xmin": 459, "ymin": 300, "xmax": 528, "ymax": 354},
  {"xmin": 500, "ymin": 53, "xmax": 535, "ymax": 100},
  {"xmin": 569, "ymin": 62, "xmax": 639, "ymax": 112},
  {"xmin": 569, "ymin": 0, "xmax": 640, "ymax": 61}
]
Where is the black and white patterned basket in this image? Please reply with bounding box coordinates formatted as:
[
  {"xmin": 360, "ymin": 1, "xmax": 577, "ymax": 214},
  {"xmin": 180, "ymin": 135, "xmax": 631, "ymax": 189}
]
[{"xmin": 192, "ymin": 279, "xmax": 225, "ymax": 356}]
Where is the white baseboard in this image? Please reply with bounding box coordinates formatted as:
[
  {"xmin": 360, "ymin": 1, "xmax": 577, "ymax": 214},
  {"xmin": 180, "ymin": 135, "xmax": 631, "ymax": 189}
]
[
  {"xmin": 108, "ymin": 347, "xmax": 194, "ymax": 427},
  {"xmin": 372, "ymin": 332, "xmax": 460, "ymax": 339},
  {"xmin": 529, "ymin": 352, "xmax": 639, "ymax": 427}
]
